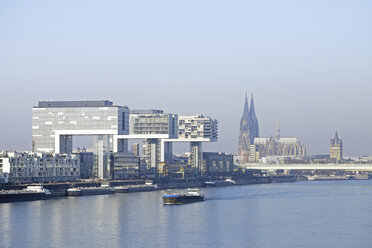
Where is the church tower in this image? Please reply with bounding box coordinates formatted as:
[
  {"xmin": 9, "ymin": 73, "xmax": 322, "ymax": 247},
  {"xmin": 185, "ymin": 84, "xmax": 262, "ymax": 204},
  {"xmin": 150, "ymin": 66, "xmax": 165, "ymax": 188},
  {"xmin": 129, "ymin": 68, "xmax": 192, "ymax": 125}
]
[
  {"xmin": 238, "ymin": 93, "xmax": 259, "ymax": 162},
  {"xmin": 330, "ymin": 131, "xmax": 343, "ymax": 162},
  {"xmin": 249, "ymin": 94, "xmax": 259, "ymax": 143}
]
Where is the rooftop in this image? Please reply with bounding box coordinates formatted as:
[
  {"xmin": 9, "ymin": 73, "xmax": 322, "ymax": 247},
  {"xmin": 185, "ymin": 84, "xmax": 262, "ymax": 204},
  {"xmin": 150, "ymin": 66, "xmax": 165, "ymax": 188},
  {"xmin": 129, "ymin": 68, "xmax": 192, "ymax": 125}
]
[
  {"xmin": 36, "ymin": 100, "xmax": 114, "ymax": 108},
  {"xmin": 130, "ymin": 109, "xmax": 164, "ymax": 114}
]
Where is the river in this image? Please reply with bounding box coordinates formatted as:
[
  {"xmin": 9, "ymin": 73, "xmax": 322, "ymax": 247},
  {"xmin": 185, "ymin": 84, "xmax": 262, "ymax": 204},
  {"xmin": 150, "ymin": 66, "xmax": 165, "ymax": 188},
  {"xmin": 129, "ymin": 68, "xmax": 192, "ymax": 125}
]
[{"xmin": 1, "ymin": 180, "xmax": 372, "ymax": 248}]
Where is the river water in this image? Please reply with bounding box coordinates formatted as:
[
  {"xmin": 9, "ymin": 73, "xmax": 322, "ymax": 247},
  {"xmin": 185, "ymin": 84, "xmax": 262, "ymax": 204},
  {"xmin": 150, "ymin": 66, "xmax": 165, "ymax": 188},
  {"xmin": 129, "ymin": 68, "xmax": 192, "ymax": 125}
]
[{"xmin": 1, "ymin": 180, "xmax": 372, "ymax": 248}]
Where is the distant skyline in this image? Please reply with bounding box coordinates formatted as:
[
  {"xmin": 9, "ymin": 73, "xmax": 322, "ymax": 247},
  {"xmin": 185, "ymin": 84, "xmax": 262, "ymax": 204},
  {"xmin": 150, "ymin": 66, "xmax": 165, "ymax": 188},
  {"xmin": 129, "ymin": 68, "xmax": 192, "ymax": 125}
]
[{"xmin": 1, "ymin": 0, "xmax": 371, "ymax": 156}]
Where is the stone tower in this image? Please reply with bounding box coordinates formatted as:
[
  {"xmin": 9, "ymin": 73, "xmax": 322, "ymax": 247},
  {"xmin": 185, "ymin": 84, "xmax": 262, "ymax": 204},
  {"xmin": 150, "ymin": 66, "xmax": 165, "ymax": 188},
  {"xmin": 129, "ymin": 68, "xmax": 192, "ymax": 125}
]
[
  {"xmin": 330, "ymin": 131, "xmax": 343, "ymax": 162},
  {"xmin": 249, "ymin": 94, "xmax": 259, "ymax": 144},
  {"xmin": 238, "ymin": 93, "xmax": 259, "ymax": 162}
]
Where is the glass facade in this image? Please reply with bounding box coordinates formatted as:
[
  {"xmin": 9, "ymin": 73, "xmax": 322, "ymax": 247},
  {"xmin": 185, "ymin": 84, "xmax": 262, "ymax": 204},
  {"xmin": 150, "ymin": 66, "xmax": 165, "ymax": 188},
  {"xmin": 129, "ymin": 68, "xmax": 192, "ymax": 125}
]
[
  {"xmin": 129, "ymin": 113, "xmax": 178, "ymax": 138},
  {"xmin": 32, "ymin": 102, "xmax": 129, "ymax": 153},
  {"xmin": 32, "ymin": 101, "xmax": 129, "ymax": 180}
]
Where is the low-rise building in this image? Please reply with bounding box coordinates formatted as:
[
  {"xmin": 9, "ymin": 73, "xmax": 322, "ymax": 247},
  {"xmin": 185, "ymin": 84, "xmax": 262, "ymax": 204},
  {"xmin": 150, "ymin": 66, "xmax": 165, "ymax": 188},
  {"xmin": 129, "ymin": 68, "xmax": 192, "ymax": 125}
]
[
  {"xmin": 0, "ymin": 151, "xmax": 79, "ymax": 183},
  {"xmin": 0, "ymin": 157, "xmax": 9, "ymax": 183},
  {"xmin": 202, "ymin": 152, "xmax": 233, "ymax": 176},
  {"xmin": 110, "ymin": 152, "xmax": 140, "ymax": 179},
  {"xmin": 308, "ymin": 154, "xmax": 336, "ymax": 164},
  {"xmin": 74, "ymin": 150, "xmax": 94, "ymax": 179}
]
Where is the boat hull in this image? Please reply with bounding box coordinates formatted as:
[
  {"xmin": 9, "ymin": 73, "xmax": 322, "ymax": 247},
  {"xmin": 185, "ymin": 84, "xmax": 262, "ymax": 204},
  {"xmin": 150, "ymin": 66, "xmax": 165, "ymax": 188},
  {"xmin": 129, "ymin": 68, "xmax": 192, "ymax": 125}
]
[
  {"xmin": 0, "ymin": 192, "xmax": 51, "ymax": 203},
  {"xmin": 115, "ymin": 186, "xmax": 156, "ymax": 193},
  {"xmin": 162, "ymin": 195, "xmax": 204, "ymax": 205},
  {"xmin": 67, "ymin": 188, "xmax": 114, "ymax": 196}
]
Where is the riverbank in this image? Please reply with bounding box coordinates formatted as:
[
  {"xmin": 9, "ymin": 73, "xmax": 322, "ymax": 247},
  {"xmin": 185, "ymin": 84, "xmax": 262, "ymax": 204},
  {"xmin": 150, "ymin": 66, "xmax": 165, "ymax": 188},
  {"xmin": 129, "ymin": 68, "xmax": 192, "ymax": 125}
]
[{"xmin": 0, "ymin": 175, "xmax": 304, "ymax": 202}]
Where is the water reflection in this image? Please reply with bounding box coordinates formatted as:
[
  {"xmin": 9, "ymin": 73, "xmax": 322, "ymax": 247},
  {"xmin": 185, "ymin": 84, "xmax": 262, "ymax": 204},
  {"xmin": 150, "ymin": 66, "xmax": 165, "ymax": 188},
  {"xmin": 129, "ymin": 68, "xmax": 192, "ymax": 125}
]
[
  {"xmin": 0, "ymin": 204, "xmax": 11, "ymax": 247},
  {"xmin": 2, "ymin": 180, "xmax": 372, "ymax": 248}
]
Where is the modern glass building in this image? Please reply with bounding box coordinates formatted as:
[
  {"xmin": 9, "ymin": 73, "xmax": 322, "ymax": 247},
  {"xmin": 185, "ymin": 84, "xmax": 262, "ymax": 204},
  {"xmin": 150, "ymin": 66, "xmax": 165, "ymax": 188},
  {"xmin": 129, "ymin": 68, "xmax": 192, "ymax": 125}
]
[
  {"xmin": 171, "ymin": 115, "xmax": 218, "ymax": 174},
  {"xmin": 129, "ymin": 110, "xmax": 178, "ymax": 138},
  {"xmin": 31, "ymin": 101, "xmax": 218, "ymax": 178},
  {"xmin": 125, "ymin": 110, "xmax": 178, "ymax": 176},
  {"xmin": 32, "ymin": 100, "xmax": 129, "ymax": 179}
]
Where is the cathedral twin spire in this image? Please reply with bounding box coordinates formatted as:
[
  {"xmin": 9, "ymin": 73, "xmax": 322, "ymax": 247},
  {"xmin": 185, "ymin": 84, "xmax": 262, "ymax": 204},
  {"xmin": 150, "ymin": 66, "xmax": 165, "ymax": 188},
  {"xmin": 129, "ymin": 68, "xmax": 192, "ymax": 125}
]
[
  {"xmin": 249, "ymin": 93, "xmax": 256, "ymax": 120},
  {"xmin": 243, "ymin": 93, "xmax": 250, "ymax": 119},
  {"xmin": 238, "ymin": 93, "xmax": 260, "ymax": 158}
]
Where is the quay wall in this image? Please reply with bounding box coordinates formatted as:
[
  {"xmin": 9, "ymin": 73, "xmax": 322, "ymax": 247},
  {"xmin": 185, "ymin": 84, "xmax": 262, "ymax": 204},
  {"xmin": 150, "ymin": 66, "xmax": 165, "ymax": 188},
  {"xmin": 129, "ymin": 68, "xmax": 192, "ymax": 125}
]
[
  {"xmin": 0, "ymin": 175, "xmax": 302, "ymax": 198},
  {"xmin": 154, "ymin": 178, "xmax": 205, "ymax": 190}
]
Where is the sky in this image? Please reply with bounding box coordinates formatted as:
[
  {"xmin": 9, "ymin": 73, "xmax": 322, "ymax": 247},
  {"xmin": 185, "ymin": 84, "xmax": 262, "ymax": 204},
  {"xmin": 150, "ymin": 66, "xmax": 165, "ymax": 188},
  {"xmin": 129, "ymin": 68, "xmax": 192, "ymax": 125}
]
[{"xmin": 0, "ymin": 0, "xmax": 371, "ymax": 156}]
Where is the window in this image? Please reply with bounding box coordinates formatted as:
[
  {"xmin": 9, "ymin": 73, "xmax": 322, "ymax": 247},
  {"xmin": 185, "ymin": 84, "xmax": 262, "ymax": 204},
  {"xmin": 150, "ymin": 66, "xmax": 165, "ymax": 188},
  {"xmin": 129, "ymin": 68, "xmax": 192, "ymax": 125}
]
[{"xmin": 122, "ymin": 112, "xmax": 126, "ymax": 131}]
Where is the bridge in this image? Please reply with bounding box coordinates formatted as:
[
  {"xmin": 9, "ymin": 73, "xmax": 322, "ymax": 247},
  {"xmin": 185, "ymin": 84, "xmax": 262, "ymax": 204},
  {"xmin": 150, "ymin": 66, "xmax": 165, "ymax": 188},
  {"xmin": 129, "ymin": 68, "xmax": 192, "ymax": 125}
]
[{"xmin": 241, "ymin": 163, "xmax": 372, "ymax": 172}]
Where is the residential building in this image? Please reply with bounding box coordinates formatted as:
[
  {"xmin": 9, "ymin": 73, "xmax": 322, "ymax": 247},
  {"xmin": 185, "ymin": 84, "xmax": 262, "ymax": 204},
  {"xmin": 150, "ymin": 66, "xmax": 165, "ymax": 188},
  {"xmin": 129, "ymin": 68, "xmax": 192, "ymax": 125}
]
[
  {"xmin": 129, "ymin": 110, "xmax": 178, "ymax": 137},
  {"xmin": 202, "ymin": 152, "xmax": 233, "ymax": 176},
  {"xmin": 0, "ymin": 157, "xmax": 9, "ymax": 183},
  {"xmin": 0, "ymin": 151, "xmax": 79, "ymax": 183},
  {"xmin": 249, "ymin": 145, "xmax": 260, "ymax": 163},
  {"xmin": 110, "ymin": 153, "xmax": 140, "ymax": 179},
  {"xmin": 128, "ymin": 110, "xmax": 178, "ymax": 175},
  {"xmin": 175, "ymin": 114, "xmax": 218, "ymax": 174},
  {"xmin": 74, "ymin": 150, "xmax": 94, "ymax": 179},
  {"xmin": 178, "ymin": 114, "xmax": 218, "ymax": 141}
]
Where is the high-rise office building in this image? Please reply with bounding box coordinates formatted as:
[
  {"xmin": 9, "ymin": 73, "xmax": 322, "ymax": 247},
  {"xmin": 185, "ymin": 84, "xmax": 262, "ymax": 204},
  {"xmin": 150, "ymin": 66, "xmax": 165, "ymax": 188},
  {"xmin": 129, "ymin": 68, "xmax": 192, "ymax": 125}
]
[
  {"xmin": 129, "ymin": 110, "xmax": 178, "ymax": 137},
  {"xmin": 31, "ymin": 101, "xmax": 218, "ymax": 178},
  {"xmin": 32, "ymin": 100, "xmax": 129, "ymax": 179},
  {"xmin": 127, "ymin": 110, "xmax": 178, "ymax": 176}
]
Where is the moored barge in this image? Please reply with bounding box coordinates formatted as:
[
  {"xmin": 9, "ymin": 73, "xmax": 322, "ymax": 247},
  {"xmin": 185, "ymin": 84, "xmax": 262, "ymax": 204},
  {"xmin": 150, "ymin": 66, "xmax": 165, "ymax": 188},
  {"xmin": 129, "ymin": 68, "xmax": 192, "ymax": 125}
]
[
  {"xmin": 67, "ymin": 185, "xmax": 115, "ymax": 196},
  {"xmin": 115, "ymin": 184, "xmax": 158, "ymax": 193},
  {"xmin": 162, "ymin": 188, "xmax": 204, "ymax": 205},
  {"xmin": 0, "ymin": 185, "xmax": 51, "ymax": 203}
]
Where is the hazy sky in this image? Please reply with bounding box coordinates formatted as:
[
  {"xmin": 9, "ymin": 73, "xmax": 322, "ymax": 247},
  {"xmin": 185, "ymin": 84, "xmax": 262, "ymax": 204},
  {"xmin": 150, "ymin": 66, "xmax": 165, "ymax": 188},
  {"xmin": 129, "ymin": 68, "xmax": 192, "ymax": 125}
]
[{"xmin": 1, "ymin": 0, "xmax": 371, "ymax": 156}]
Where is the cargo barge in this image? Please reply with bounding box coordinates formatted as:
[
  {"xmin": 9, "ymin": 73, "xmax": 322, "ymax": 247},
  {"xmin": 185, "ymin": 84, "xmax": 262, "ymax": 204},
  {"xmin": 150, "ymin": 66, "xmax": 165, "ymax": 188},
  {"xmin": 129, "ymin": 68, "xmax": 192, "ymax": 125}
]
[
  {"xmin": 162, "ymin": 188, "xmax": 204, "ymax": 205},
  {"xmin": 67, "ymin": 185, "xmax": 115, "ymax": 196},
  {"xmin": 0, "ymin": 185, "xmax": 51, "ymax": 203},
  {"xmin": 115, "ymin": 184, "xmax": 158, "ymax": 193},
  {"xmin": 306, "ymin": 175, "xmax": 350, "ymax": 181}
]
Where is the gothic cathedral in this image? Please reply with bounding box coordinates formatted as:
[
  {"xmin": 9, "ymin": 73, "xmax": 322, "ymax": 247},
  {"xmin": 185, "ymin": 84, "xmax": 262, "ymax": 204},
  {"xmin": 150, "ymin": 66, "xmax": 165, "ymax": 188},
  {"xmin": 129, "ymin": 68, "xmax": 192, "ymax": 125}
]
[{"xmin": 238, "ymin": 93, "xmax": 259, "ymax": 162}]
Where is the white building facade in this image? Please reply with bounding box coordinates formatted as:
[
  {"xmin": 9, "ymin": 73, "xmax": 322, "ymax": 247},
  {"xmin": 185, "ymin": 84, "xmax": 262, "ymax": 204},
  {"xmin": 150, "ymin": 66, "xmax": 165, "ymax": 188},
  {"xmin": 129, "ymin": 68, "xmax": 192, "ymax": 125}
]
[
  {"xmin": 125, "ymin": 110, "xmax": 178, "ymax": 175},
  {"xmin": 30, "ymin": 101, "xmax": 218, "ymax": 178},
  {"xmin": 168, "ymin": 115, "xmax": 218, "ymax": 175},
  {"xmin": 178, "ymin": 114, "xmax": 218, "ymax": 141},
  {"xmin": 32, "ymin": 101, "xmax": 129, "ymax": 179},
  {"xmin": 0, "ymin": 151, "xmax": 79, "ymax": 183}
]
